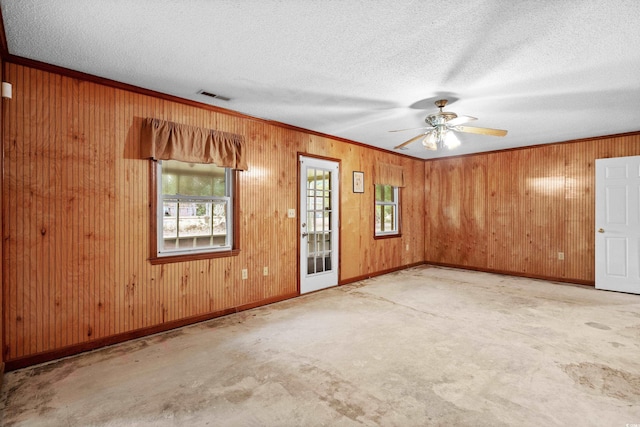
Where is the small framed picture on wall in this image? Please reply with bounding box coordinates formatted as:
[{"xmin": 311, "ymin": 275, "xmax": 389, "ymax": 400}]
[{"xmin": 353, "ymin": 171, "xmax": 364, "ymax": 193}]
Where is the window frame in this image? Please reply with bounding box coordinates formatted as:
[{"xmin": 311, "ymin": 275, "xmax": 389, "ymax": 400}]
[
  {"xmin": 374, "ymin": 184, "xmax": 402, "ymax": 239},
  {"xmin": 148, "ymin": 160, "xmax": 240, "ymax": 264}
]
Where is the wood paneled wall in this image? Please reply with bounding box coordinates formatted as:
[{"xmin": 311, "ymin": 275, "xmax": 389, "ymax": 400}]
[
  {"xmin": 1, "ymin": 63, "xmax": 424, "ymax": 365},
  {"xmin": 0, "ymin": 60, "xmax": 4, "ymax": 371},
  {"xmin": 425, "ymin": 134, "xmax": 640, "ymax": 282}
]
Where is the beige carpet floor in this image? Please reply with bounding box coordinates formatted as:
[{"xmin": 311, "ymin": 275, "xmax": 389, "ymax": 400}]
[{"xmin": 1, "ymin": 265, "xmax": 640, "ymax": 426}]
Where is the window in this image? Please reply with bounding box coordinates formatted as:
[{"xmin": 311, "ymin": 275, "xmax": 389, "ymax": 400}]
[
  {"xmin": 375, "ymin": 184, "xmax": 400, "ymax": 237},
  {"xmin": 153, "ymin": 159, "xmax": 236, "ymax": 261}
]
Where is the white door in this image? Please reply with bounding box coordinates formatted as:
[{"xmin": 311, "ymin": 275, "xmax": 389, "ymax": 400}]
[
  {"xmin": 595, "ymin": 156, "xmax": 640, "ymax": 294},
  {"xmin": 299, "ymin": 156, "xmax": 339, "ymax": 294}
]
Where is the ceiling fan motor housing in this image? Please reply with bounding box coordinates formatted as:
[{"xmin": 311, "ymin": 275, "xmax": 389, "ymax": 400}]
[
  {"xmin": 427, "ymin": 99, "xmax": 458, "ymax": 124},
  {"xmin": 434, "ymin": 99, "xmax": 448, "ymax": 108}
]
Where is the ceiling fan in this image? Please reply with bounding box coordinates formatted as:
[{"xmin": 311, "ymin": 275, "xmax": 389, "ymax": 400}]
[{"xmin": 391, "ymin": 99, "xmax": 507, "ymax": 151}]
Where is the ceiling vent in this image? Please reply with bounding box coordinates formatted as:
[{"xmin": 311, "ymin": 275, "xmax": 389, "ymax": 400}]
[{"xmin": 198, "ymin": 90, "xmax": 231, "ymax": 101}]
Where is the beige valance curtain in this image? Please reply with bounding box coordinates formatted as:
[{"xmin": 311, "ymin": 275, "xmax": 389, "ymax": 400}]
[
  {"xmin": 375, "ymin": 163, "xmax": 405, "ymax": 187},
  {"xmin": 140, "ymin": 118, "xmax": 248, "ymax": 170}
]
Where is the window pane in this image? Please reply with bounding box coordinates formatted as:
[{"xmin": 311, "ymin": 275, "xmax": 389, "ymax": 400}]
[
  {"xmin": 212, "ymin": 201, "xmax": 228, "ymax": 236},
  {"xmin": 375, "ymin": 205, "xmax": 382, "ymax": 233},
  {"xmin": 375, "ymin": 184, "xmax": 394, "ymax": 202},
  {"xmin": 177, "ymin": 202, "xmax": 212, "ymax": 237},
  {"xmin": 383, "ymin": 205, "xmax": 395, "ymax": 231},
  {"xmin": 163, "ymin": 201, "xmax": 178, "ymax": 238},
  {"xmin": 163, "ymin": 172, "xmax": 178, "ymax": 195},
  {"xmin": 164, "ymin": 200, "xmax": 228, "ymax": 247},
  {"xmin": 162, "ymin": 160, "xmax": 226, "ymax": 197},
  {"xmin": 383, "ymin": 185, "xmax": 393, "ymax": 202}
]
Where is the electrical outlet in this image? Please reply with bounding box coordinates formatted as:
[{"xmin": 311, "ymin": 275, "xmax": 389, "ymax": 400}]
[
  {"xmin": 287, "ymin": 208, "xmax": 296, "ymax": 218},
  {"xmin": 263, "ymin": 266, "xmax": 268, "ymax": 276},
  {"xmin": 406, "ymin": 244, "xmax": 409, "ymax": 251},
  {"xmin": 558, "ymin": 252, "xmax": 564, "ymax": 260},
  {"xmin": 242, "ymin": 269, "xmax": 248, "ymax": 279}
]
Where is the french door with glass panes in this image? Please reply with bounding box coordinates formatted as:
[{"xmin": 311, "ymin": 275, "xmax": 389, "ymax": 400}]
[{"xmin": 299, "ymin": 156, "xmax": 339, "ymax": 294}]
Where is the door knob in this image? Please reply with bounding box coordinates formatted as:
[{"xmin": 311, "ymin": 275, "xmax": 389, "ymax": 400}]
[{"xmin": 598, "ymin": 228, "xmax": 604, "ymax": 233}]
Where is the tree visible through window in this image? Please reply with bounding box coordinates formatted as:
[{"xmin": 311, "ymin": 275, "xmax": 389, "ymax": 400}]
[{"xmin": 375, "ymin": 184, "xmax": 399, "ymax": 236}]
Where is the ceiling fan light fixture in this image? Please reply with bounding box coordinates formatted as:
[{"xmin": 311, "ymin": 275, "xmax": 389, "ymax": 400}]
[
  {"xmin": 425, "ymin": 125, "xmax": 447, "ymax": 149},
  {"xmin": 444, "ymin": 131, "xmax": 460, "ymax": 149},
  {"xmin": 422, "ymin": 132, "xmax": 437, "ymax": 150}
]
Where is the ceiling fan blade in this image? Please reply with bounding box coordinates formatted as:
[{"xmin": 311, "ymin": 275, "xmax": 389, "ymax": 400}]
[
  {"xmin": 447, "ymin": 115, "xmax": 477, "ymax": 126},
  {"xmin": 394, "ymin": 133, "xmax": 425, "ymax": 149},
  {"xmin": 454, "ymin": 125, "xmax": 508, "ymax": 137},
  {"xmin": 389, "ymin": 126, "xmax": 432, "ymax": 133}
]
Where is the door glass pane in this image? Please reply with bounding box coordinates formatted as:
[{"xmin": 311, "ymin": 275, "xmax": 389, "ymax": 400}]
[
  {"xmin": 307, "ymin": 169, "xmax": 316, "ymax": 189},
  {"xmin": 306, "ymin": 166, "xmax": 333, "ymax": 276},
  {"xmin": 307, "ymin": 194, "xmax": 314, "ymax": 211},
  {"xmin": 307, "ymin": 212, "xmax": 315, "ymax": 233}
]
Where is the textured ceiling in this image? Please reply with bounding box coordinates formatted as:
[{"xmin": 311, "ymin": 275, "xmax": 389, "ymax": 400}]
[{"xmin": 2, "ymin": 0, "xmax": 640, "ymax": 159}]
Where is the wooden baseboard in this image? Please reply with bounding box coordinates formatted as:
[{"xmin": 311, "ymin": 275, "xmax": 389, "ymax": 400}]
[
  {"xmin": 339, "ymin": 262, "xmax": 426, "ymax": 285},
  {"xmin": 4, "ymin": 292, "xmax": 298, "ymax": 372},
  {"xmin": 424, "ymin": 261, "xmax": 595, "ymax": 286}
]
